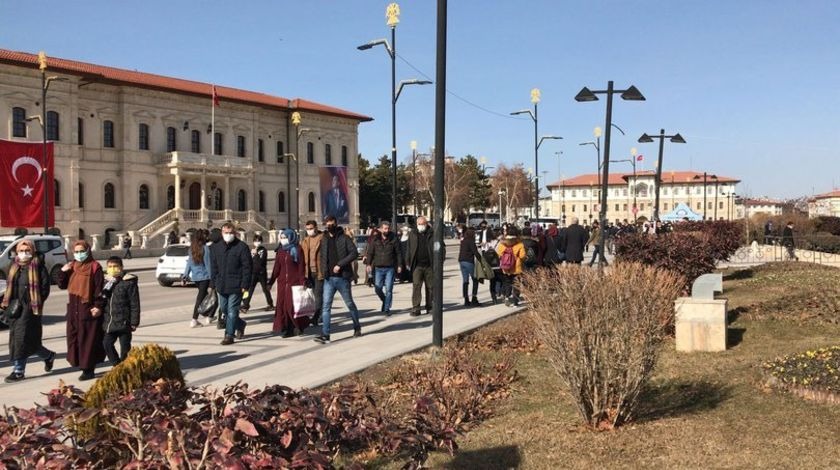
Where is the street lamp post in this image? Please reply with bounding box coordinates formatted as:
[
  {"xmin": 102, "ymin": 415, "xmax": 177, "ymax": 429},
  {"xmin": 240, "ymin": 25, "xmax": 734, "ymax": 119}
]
[
  {"xmin": 291, "ymin": 112, "xmax": 314, "ymax": 231},
  {"xmin": 692, "ymin": 172, "xmax": 717, "ymax": 220},
  {"xmin": 637, "ymin": 129, "xmax": 686, "ymax": 221},
  {"xmin": 713, "ymin": 177, "xmax": 720, "ymax": 220},
  {"xmin": 575, "ymin": 81, "xmax": 645, "ymax": 265},
  {"xmin": 358, "ymin": 4, "xmax": 432, "ymax": 228},
  {"xmin": 498, "ymin": 189, "xmax": 505, "ymax": 224},
  {"xmin": 609, "ymin": 147, "xmax": 639, "ymax": 221},
  {"xmin": 33, "ymin": 52, "xmax": 67, "ymax": 233},
  {"xmin": 511, "ymin": 89, "xmax": 561, "ymax": 222},
  {"xmin": 431, "ymin": 0, "xmax": 448, "ymax": 348},
  {"xmin": 411, "ymin": 140, "xmax": 418, "ymax": 216}
]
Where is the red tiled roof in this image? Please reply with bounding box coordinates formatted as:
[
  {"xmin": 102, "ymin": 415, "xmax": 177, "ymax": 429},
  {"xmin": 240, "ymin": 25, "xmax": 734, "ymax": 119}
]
[
  {"xmin": 743, "ymin": 198, "xmax": 784, "ymax": 206},
  {"xmin": 547, "ymin": 170, "xmax": 740, "ymax": 188},
  {"xmin": 812, "ymin": 190, "xmax": 840, "ymax": 200},
  {"xmin": 0, "ymin": 48, "xmax": 373, "ymax": 122}
]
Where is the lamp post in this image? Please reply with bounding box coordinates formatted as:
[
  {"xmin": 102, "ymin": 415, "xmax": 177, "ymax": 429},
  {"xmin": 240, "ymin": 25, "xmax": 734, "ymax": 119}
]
[
  {"xmin": 431, "ymin": 0, "xmax": 447, "ymax": 348},
  {"xmin": 291, "ymin": 112, "xmax": 314, "ymax": 231},
  {"xmin": 637, "ymin": 129, "xmax": 686, "ymax": 221},
  {"xmin": 511, "ymin": 89, "xmax": 561, "ymax": 222},
  {"xmin": 574, "ymin": 81, "xmax": 645, "ymax": 265},
  {"xmin": 713, "ymin": 176, "xmax": 720, "ymax": 220},
  {"xmin": 498, "ymin": 189, "xmax": 506, "ymax": 224},
  {"xmin": 609, "ymin": 147, "xmax": 639, "ymax": 221},
  {"xmin": 411, "ymin": 140, "xmax": 418, "ymax": 216},
  {"xmin": 358, "ymin": 3, "xmax": 432, "ymax": 228},
  {"xmin": 692, "ymin": 172, "xmax": 717, "ymax": 220}
]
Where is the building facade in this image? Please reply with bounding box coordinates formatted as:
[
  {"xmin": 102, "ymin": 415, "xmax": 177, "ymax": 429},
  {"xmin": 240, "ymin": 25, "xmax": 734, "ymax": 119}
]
[
  {"xmin": 545, "ymin": 170, "xmax": 740, "ymax": 224},
  {"xmin": 808, "ymin": 191, "xmax": 840, "ymax": 218},
  {"xmin": 741, "ymin": 198, "xmax": 785, "ymax": 218},
  {"xmin": 0, "ymin": 49, "xmax": 370, "ymax": 247}
]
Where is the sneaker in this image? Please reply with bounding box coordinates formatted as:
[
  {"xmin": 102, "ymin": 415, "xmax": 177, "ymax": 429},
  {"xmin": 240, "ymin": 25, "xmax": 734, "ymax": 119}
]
[
  {"xmin": 464, "ymin": 299, "xmax": 470, "ymax": 307},
  {"xmin": 353, "ymin": 328, "xmax": 362, "ymax": 338},
  {"xmin": 311, "ymin": 316, "xmax": 320, "ymax": 327},
  {"xmin": 79, "ymin": 370, "xmax": 95, "ymax": 381},
  {"xmin": 236, "ymin": 323, "xmax": 246, "ymax": 339},
  {"xmin": 190, "ymin": 319, "xmax": 202, "ymax": 328},
  {"xmin": 504, "ymin": 297, "xmax": 512, "ymax": 307},
  {"xmin": 313, "ymin": 335, "xmax": 331, "ymax": 344},
  {"xmin": 220, "ymin": 336, "xmax": 235, "ymax": 345},
  {"xmin": 44, "ymin": 352, "xmax": 56, "ymax": 372},
  {"xmin": 410, "ymin": 310, "xmax": 421, "ymax": 317},
  {"xmin": 203, "ymin": 315, "xmax": 213, "ymax": 326},
  {"xmin": 385, "ymin": 310, "xmax": 392, "ymax": 317},
  {"xmin": 471, "ymin": 297, "xmax": 480, "ymax": 307},
  {"xmin": 265, "ymin": 305, "xmax": 274, "ymax": 311},
  {"xmin": 4, "ymin": 372, "xmax": 24, "ymax": 383}
]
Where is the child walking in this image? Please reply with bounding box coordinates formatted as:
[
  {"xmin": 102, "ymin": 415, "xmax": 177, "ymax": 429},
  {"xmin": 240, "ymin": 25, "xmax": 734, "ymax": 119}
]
[{"xmin": 101, "ymin": 256, "xmax": 141, "ymax": 365}]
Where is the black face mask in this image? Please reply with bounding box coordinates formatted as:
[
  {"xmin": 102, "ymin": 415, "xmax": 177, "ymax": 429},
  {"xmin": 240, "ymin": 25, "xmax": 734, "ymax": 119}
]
[{"xmin": 326, "ymin": 224, "xmax": 337, "ymax": 233}]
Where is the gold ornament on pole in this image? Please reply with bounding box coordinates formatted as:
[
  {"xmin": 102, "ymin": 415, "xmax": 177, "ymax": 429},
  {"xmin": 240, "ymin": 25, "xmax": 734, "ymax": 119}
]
[
  {"xmin": 410, "ymin": 140, "xmax": 417, "ymax": 150},
  {"xmin": 291, "ymin": 111, "xmax": 301, "ymax": 126},
  {"xmin": 37, "ymin": 51, "xmax": 47, "ymax": 71},
  {"xmin": 530, "ymin": 87, "xmax": 541, "ymax": 104},
  {"xmin": 386, "ymin": 2, "xmax": 400, "ymax": 28}
]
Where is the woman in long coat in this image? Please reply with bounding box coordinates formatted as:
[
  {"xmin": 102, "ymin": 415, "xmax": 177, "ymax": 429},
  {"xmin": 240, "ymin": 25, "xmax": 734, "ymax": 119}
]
[
  {"xmin": 58, "ymin": 240, "xmax": 105, "ymax": 381},
  {"xmin": 268, "ymin": 229, "xmax": 307, "ymax": 337},
  {"xmin": 2, "ymin": 239, "xmax": 54, "ymax": 383}
]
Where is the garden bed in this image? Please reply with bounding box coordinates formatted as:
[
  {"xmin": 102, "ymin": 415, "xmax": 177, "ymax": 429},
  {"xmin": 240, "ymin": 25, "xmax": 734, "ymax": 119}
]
[{"xmin": 763, "ymin": 346, "xmax": 840, "ymax": 405}]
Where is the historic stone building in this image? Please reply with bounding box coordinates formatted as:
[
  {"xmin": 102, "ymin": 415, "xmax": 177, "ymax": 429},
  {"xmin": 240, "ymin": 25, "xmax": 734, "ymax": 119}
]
[{"xmin": 0, "ymin": 48, "xmax": 371, "ymax": 248}]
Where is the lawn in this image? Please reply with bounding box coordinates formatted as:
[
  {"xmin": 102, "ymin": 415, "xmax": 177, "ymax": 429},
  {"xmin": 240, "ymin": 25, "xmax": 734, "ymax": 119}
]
[{"xmin": 342, "ymin": 262, "xmax": 840, "ymax": 469}]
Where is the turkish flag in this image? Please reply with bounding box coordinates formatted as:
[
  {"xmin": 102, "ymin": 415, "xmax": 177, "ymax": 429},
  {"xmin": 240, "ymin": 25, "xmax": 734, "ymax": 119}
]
[
  {"xmin": 636, "ymin": 154, "xmax": 644, "ymax": 161},
  {"xmin": 0, "ymin": 139, "xmax": 54, "ymax": 228},
  {"xmin": 212, "ymin": 85, "xmax": 220, "ymax": 107}
]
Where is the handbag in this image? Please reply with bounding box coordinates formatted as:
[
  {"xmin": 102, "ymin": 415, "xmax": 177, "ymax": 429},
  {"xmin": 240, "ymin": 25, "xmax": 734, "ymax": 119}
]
[
  {"xmin": 291, "ymin": 285, "xmax": 316, "ymax": 318},
  {"xmin": 197, "ymin": 288, "xmax": 218, "ymax": 317},
  {"xmin": 1, "ymin": 298, "xmax": 23, "ymax": 320}
]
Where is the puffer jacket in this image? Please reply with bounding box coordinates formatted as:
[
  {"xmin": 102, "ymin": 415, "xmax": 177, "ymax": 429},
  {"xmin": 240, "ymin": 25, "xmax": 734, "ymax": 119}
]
[{"xmin": 102, "ymin": 274, "xmax": 141, "ymax": 334}]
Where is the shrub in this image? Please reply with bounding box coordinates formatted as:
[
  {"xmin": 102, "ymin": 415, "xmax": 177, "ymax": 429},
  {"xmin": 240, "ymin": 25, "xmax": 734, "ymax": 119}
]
[
  {"xmin": 813, "ymin": 216, "xmax": 840, "ymax": 236},
  {"xmin": 763, "ymin": 346, "xmax": 840, "ymax": 405},
  {"xmin": 518, "ymin": 263, "xmax": 684, "ymax": 429}
]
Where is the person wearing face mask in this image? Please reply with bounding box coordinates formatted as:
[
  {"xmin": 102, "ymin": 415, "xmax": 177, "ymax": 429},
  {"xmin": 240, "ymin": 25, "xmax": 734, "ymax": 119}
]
[
  {"xmin": 456, "ymin": 224, "xmax": 482, "ymax": 307},
  {"xmin": 397, "ymin": 225, "xmax": 411, "ymax": 283},
  {"xmin": 241, "ymin": 234, "xmax": 273, "ymax": 313},
  {"xmin": 100, "ymin": 256, "xmax": 140, "ymax": 366},
  {"xmin": 406, "ymin": 216, "xmax": 445, "ymax": 316},
  {"xmin": 313, "ymin": 215, "xmax": 363, "ymax": 344},
  {"xmin": 268, "ymin": 229, "xmax": 308, "ymax": 337},
  {"xmin": 2, "ymin": 240, "xmax": 53, "ymax": 383},
  {"xmin": 300, "ymin": 220, "xmax": 324, "ymax": 326},
  {"xmin": 210, "ymin": 223, "xmax": 252, "ymax": 345},
  {"xmin": 364, "ymin": 221, "xmax": 403, "ymax": 317},
  {"xmin": 58, "ymin": 240, "xmax": 106, "ymax": 381}
]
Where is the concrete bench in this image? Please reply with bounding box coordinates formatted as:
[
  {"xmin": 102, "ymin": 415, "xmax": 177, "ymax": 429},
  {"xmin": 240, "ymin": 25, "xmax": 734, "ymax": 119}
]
[{"xmin": 675, "ymin": 273, "xmax": 728, "ymax": 352}]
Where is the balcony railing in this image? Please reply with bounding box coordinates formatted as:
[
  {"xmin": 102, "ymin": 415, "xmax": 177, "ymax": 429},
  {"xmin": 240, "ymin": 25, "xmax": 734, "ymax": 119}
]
[{"xmin": 158, "ymin": 151, "xmax": 253, "ymax": 171}]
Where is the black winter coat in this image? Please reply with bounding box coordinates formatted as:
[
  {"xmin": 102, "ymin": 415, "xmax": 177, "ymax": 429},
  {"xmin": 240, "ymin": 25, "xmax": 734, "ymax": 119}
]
[
  {"xmin": 365, "ymin": 233, "xmax": 403, "ymax": 268},
  {"xmin": 6, "ymin": 263, "xmax": 50, "ymax": 361},
  {"xmin": 210, "ymin": 238, "xmax": 253, "ymax": 295},
  {"xmin": 562, "ymin": 224, "xmax": 589, "ymax": 263},
  {"xmin": 251, "ymin": 245, "xmax": 269, "ymax": 275},
  {"xmin": 407, "ymin": 229, "xmax": 446, "ymax": 269},
  {"xmin": 318, "ymin": 229, "xmax": 358, "ymax": 280},
  {"xmin": 102, "ymin": 274, "xmax": 141, "ymax": 334}
]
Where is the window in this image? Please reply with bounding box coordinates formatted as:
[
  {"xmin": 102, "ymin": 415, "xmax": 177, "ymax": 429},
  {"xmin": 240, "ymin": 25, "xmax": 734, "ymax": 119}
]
[
  {"xmin": 258, "ymin": 191, "xmax": 265, "ymax": 212},
  {"xmin": 561, "ymin": 204, "xmax": 566, "ymax": 213},
  {"xmin": 707, "ymin": 202, "xmax": 712, "ymax": 209},
  {"xmin": 237, "ymin": 189, "xmax": 247, "ymax": 211},
  {"xmin": 77, "ymin": 117, "xmax": 84, "ymax": 145},
  {"xmin": 167, "ymin": 185, "xmax": 175, "ymax": 209},
  {"xmin": 191, "ymin": 130, "xmax": 201, "ymax": 153},
  {"xmin": 325, "ymin": 144, "xmax": 332, "ymax": 165},
  {"xmin": 341, "ymin": 145, "xmax": 348, "ymax": 166},
  {"xmin": 237, "ymin": 135, "xmax": 245, "ymax": 157},
  {"xmin": 104, "ymin": 183, "xmax": 116, "ymax": 209},
  {"xmin": 571, "ymin": 204, "xmax": 576, "ymax": 212},
  {"xmin": 664, "ymin": 203, "xmax": 669, "ymax": 211},
  {"xmin": 138, "ymin": 123, "xmax": 149, "ymax": 150},
  {"xmin": 46, "ymin": 111, "xmax": 59, "ymax": 140},
  {"xmin": 663, "ymin": 188, "xmax": 669, "ymax": 196},
  {"xmin": 583, "ymin": 204, "xmax": 588, "ymax": 213},
  {"xmin": 582, "ymin": 189, "xmax": 588, "ymax": 197},
  {"xmin": 623, "ymin": 204, "xmax": 628, "ymax": 211},
  {"xmin": 615, "ymin": 204, "xmax": 619, "ymax": 211},
  {"xmin": 278, "ymin": 192, "xmax": 286, "ymax": 212},
  {"xmin": 166, "ymin": 127, "xmax": 177, "ymax": 152},
  {"xmin": 12, "ymin": 107, "xmax": 27, "ymax": 137},
  {"xmin": 54, "ymin": 180, "xmax": 61, "ymax": 207},
  {"xmin": 103, "ymin": 120, "xmax": 114, "ymax": 148},
  {"xmin": 623, "ymin": 188, "xmax": 628, "ymax": 196},
  {"xmin": 139, "ymin": 184, "xmax": 150, "ymax": 209},
  {"xmin": 214, "ymin": 132, "xmax": 223, "ymax": 155},
  {"xmin": 78, "ymin": 182, "xmax": 85, "ymax": 208},
  {"xmin": 719, "ymin": 201, "xmax": 724, "ymax": 209},
  {"xmin": 276, "ymin": 141, "xmax": 285, "ymax": 163},
  {"xmin": 307, "ymin": 142, "xmax": 314, "ymax": 164},
  {"xmin": 571, "ymin": 190, "xmax": 577, "ymax": 197},
  {"xmin": 308, "ymin": 192, "xmax": 316, "ymax": 212},
  {"xmin": 257, "ymin": 139, "xmax": 264, "ymax": 162},
  {"xmin": 696, "ymin": 202, "xmax": 701, "ymax": 210}
]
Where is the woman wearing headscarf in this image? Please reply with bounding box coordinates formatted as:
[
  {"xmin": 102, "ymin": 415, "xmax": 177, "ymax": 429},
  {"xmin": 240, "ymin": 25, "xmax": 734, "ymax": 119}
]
[
  {"xmin": 2, "ymin": 240, "xmax": 53, "ymax": 383},
  {"xmin": 268, "ymin": 229, "xmax": 307, "ymax": 337},
  {"xmin": 58, "ymin": 240, "xmax": 105, "ymax": 380}
]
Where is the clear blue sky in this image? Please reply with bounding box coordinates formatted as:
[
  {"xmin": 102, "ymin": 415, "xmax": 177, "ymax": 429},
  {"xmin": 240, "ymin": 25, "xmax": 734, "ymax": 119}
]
[{"xmin": 2, "ymin": 0, "xmax": 838, "ymax": 198}]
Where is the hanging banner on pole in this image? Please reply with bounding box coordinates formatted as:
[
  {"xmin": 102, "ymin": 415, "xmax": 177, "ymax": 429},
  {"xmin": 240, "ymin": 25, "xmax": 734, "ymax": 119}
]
[
  {"xmin": 320, "ymin": 166, "xmax": 350, "ymax": 224},
  {"xmin": 0, "ymin": 139, "xmax": 54, "ymax": 228}
]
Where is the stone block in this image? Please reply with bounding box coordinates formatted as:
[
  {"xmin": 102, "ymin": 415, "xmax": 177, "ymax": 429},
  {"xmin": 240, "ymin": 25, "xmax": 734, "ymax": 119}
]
[{"xmin": 675, "ymin": 297, "xmax": 728, "ymax": 352}]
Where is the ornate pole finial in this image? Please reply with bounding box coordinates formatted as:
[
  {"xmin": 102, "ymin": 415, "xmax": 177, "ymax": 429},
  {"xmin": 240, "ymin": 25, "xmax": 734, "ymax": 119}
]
[
  {"xmin": 386, "ymin": 2, "xmax": 400, "ymax": 28},
  {"xmin": 291, "ymin": 112, "xmax": 301, "ymax": 126},
  {"xmin": 37, "ymin": 51, "xmax": 47, "ymax": 71},
  {"xmin": 530, "ymin": 87, "xmax": 541, "ymax": 104}
]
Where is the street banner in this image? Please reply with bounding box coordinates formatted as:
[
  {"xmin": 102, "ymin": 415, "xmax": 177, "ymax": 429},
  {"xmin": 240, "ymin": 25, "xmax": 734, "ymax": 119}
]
[
  {"xmin": 319, "ymin": 166, "xmax": 350, "ymax": 224},
  {"xmin": 0, "ymin": 139, "xmax": 54, "ymax": 228}
]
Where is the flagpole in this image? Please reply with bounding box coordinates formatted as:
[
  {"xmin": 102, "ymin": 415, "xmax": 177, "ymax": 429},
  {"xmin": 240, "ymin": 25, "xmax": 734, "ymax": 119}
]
[{"xmin": 211, "ymin": 85, "xmax": 215, "ymax": 156}]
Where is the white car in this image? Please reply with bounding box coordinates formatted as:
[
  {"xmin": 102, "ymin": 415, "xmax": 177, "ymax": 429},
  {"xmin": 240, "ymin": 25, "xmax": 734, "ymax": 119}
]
[{"xmin": 155, "ymin": 244, "xmax": 190, "ymax": 287}]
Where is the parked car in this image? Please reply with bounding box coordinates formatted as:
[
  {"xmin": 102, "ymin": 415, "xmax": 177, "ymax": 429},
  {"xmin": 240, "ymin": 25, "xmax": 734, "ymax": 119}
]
[
  {"xmin": 0, "ymin": 234, "xmax": 68, "ymax": 285},
  {"xmin": 354, "ymin": 235, "xmax": 368, "ymax": 259},
  {"xmin": 156, "ymin": 244, "xmax": 190, "ymax": 287}
]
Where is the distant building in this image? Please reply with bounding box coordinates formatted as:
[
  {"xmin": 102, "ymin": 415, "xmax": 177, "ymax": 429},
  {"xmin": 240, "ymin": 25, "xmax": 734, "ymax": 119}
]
[
  {"xmin": 741, "ymin": 198, "xmax": 785, "ymax": 218},
  {"xmin": 808, "ymin": 190, "xmax": 840, "ymax": 218}
]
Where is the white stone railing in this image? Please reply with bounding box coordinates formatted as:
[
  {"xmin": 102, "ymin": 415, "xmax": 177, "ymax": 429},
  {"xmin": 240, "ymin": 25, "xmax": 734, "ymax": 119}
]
[
  {"xmin": 159, "ymin": 151, "xmax": 253, "ymax": 171},
  {"xmin": 137, "ymin": 209, "xmax": 177, "ymax": 237}
]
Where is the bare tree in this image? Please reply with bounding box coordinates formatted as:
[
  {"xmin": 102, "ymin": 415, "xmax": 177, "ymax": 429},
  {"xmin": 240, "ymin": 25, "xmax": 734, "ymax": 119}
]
[
  {"xmin": 415, "ymin": 154, "xmax": 477, "ymax": 221},
  {"xmin": 491, "ymin": 164, "xmax": 534, "ymax": 220}
]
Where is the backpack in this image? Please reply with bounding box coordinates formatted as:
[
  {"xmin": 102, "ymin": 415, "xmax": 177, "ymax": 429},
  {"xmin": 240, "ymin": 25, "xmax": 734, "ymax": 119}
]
[{"xmin": 499, "ymin": 246, "xmax": 516, "ymax": 272}]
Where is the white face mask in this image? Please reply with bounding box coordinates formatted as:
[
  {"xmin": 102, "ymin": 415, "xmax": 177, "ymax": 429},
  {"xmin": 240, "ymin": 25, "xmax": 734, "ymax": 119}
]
[
  {"xmin": 254, "ymin": 241, "xmax": 262, "ymax": 247},
  {"xmin": 280, "ymin": 238, "xmax": 290, "ymax": 246},
  {"xmin": 222, "ymin": 233, "xmax": 235, "ymax": 243},
  {"xmin": 417, "ymin": 225, "xmax": 427, "ymax": 233},
  {"xmin": 17, "ymin": 252, "xmax": 32, "ymax": 263},
  {"xmin": 306, "ymin": 229, "xmax": 316, "ymax": 237}
]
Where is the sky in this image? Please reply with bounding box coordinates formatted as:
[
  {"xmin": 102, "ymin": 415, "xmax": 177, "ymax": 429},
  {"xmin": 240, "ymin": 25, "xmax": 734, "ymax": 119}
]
[{"xmin": 2, "ymin": 0, "xmax": 839, "ymax": 199}]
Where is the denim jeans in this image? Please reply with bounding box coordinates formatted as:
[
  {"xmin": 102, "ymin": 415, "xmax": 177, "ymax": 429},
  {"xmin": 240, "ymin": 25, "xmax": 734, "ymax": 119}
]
[
  {"xmin": 459, "ymin": 261, "xmax": 478, "ymax": 298},
  {"xmin": 374, "ymin": 267, "xmax": 396, "ymax": 312},
  {"xmin": 322, "ymin": 276, "xmax": 361, "ymax": 336},
  {"xmin": 218, "ymin": 292, "xmax": 246, "ymax": 338},
  {"xmin": 12, "ymin": 345, "xmax": 53, "ymax": 373}
]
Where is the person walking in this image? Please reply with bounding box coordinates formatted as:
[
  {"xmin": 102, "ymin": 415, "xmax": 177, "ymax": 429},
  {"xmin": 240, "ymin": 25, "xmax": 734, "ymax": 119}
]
[
  {"xmin": 407, "ymin": 216, "xmax": 443, "ymax": 316},
  {"xmin": 457, "ymin": 224, "xmax": 482, "ymax": 307},
  {"xmin": 562, "ymin": 217, "xmax": 589, "ymax": 265},
  {"xmin": 183, "ymin": 229, "xmax": 214, "ymax": 328},
  {"xmin": 269, "ymin": 229, "xmax": 308, "ymax": 337},
  {"xmin": 588, "ymin": 221, "xmax": 607, "ymax": 267},
  {"xmin": 301, "ymin": 220, "xmax": 325, "ymax": 326},
  {"xmin": 210, "ymin": 223, "xmax": 252, "ymax": 345},
  {"xmin": 2, "ymin": 240, "xmax": 54, "ymax": 383},
  {"xmin": 121, "ymin": 235, "xmax": 132, "ymax": 259},
  {"xmin": 345, "ymin": 226, "xmax": 361, "ymax": 285},
  {"xmin": 782, "ymin": 221, "xmax": 798, "ymax": 261},
  {"xmin": 101, "ymin": 256, "xmax": 140, "ymax": 366},
  {"xmin": 314, "ymin": 215, "xmax": 363, "ymax": 344},
  {"xmin": 482, "ymin": 228, "xmax": 504, "ymax": 304},
  {"xmin": 496, "ymin": 227, "xmax": 526, "ymax": 307},
  {"xmin": 364, "ymin": 221, "xmax": 403, "ymax": 316},
  {"xmin": 241, "ymin": 234, "xmax": 274, "ymax": 313},
  {"xmin": 58, "ymin": 240, "xmax": 105, "ymax": 381},
  {"xmin": 543, "ymin": 223, "xmax": 562, "ymax": 266},
  {"xmin": 397, "ymin": 225, "xmax": 412, "ymax": 283}
]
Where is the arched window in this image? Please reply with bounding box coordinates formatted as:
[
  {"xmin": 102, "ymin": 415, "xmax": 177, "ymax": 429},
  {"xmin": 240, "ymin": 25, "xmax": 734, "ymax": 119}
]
[
  {"xmin": 258, "ymin": 191, "xmax": 265, "ymax": 212},
  {"xmin": 213, "ymin": 188, "xmax": 223, "ymax": 210},
  {"xmin": 191, "ymin": 130, "xmax": 201, "ymax": 153},
  {"xmin": 237, "ymin": 189, "xmax": 247, "ymax": 211},
  {"xmin": 12, "ymin": 107, "xmax": 27, "ymax": 137},
  {"xmin": 308, "ymin": 192, "xmax": 316, "ymax": 213},
  {"xmin": 341, "ymin": 145, "xmax": 348, "ymax": 166},
  {"xmin": 78, "ymin": 182, "xmax": 85, "ymax": 208},
  {"xmin": 306, "ymin": 142, "xmax": 314, "ymax": 164},
  {"xmin": 214, "ymin": 132, "xmax": 223, "ymax": 155},
  {"xmin": 325, "ymin": 144, "xmax": 332, "ymax": 165},
  {"xmin": 77, "ymin": 117, "xmax": 84, "ymax": 145},
  {"xmin": 166, "ymin": 185, "xmax": 175, "ymax": 209},
  {"xmin": 46, "ymin": 111, "xmax": 59, "ymax": 141},
  {"xmin": 166, "ymin": 126, "xmax": 177, "ymax": 152},
  {"xmin": 257, "ymin": 139, "xmax": 264, "ymax": 162},
  {"xmin": 139, "ymin": 184, "xmax": 150, "ymax": 209},
  {"xmin": 138, "ymin": 123, "xmax": 149, "ymax": 150},
  {"xmin": 104, "ymin": 183, "xmax": 115, "ymax": 209},
  {"xmin": 276, "ymin": 141, "xmax": 285, "ymax": 163},
  {"xmin": 236, "ymin": 135, "xmax": 246, "ymax": 157},
  {"xmin": 278, "ymin": 192, "xmax": 286, "ymax": 212},
  {"xmin": 54, "ymin": 179, "xmax": 61, "ymax": 207},
  {"xmin": 103, "ymin": 120, "xmax": 114, "ymax": 148},
  {"xmin": 634, "ymin": 183, "xmax": 648, "ymax": 198}
]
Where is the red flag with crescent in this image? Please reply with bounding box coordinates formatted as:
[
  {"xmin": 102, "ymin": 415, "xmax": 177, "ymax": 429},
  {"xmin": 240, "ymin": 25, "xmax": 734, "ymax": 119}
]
[{"xmin": 0, "ymin": 139, "xmax": 54, "ymax": 228}]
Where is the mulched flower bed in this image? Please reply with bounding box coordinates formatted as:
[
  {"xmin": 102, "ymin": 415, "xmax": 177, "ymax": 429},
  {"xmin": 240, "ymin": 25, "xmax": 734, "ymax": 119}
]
[{"xmin": 763, "ymin": 346, "xmax": 840, "ymax": 405}]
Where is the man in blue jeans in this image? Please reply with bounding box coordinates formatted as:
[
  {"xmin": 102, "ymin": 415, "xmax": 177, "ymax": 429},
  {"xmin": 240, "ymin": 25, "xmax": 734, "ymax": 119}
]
[
  {"xmin": 364, "ymin": 221, "xmax": 403, "ymax": 316},
  {"xmin": 314, "ymin": 215, "xmax": 362, "ymax": 344},
  {"xmin": 210, "ymin": 223, "xmax": 252, "ymax": 345}
]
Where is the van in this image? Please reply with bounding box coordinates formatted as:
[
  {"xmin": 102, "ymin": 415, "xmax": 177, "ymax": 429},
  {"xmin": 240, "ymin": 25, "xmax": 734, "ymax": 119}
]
[{"xmin": 0, "ymin": 234, "xmax": 68, "ymax": 285}]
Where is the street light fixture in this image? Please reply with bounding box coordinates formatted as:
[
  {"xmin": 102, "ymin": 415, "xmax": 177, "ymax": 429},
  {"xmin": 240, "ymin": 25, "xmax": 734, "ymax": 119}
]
[
  {"xmin": 291, "ymin": 111, "xmax": 314, "ymax": 231},
  {"xmin": 692, "ymin": 172, "xmax": 717, "ymax": 220},
  {"xmin": 609, "ymin": 147, "xmax": 640, "ymax": 221},
  {"xmin": 574, "ymin": 81, "xmax": 645, "ymax": 266},
  {"xmin": 637, "ymin": 129, "xmax": 686, "ymax": 221}
]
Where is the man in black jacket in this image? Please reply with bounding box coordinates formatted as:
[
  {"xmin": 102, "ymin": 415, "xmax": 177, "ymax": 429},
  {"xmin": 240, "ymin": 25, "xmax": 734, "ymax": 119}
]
[
  {"xmin": 782, "ymin": 221, "xmax": 798, "ymax": 261},
  {"xmin": 210, "ymin": 223, "xmax": 252, "ymax": 345},
  {"xmin": 406, "ymin": 216, "xmax": 445, "ymax": 316},
  {"xmin": 314, "ymin": 215, "xmax": 362, "ymax": 344},
  {"xmin": 562, "ymin": 217, "xmax": 589, "ymax": 264},
  {"xmin": 364, "ymin": 221, "xmax": 403, "ymax": 316},
  {"xmin": 241, "ymin": 234, "xmax": 273, "ymax": 313}
]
